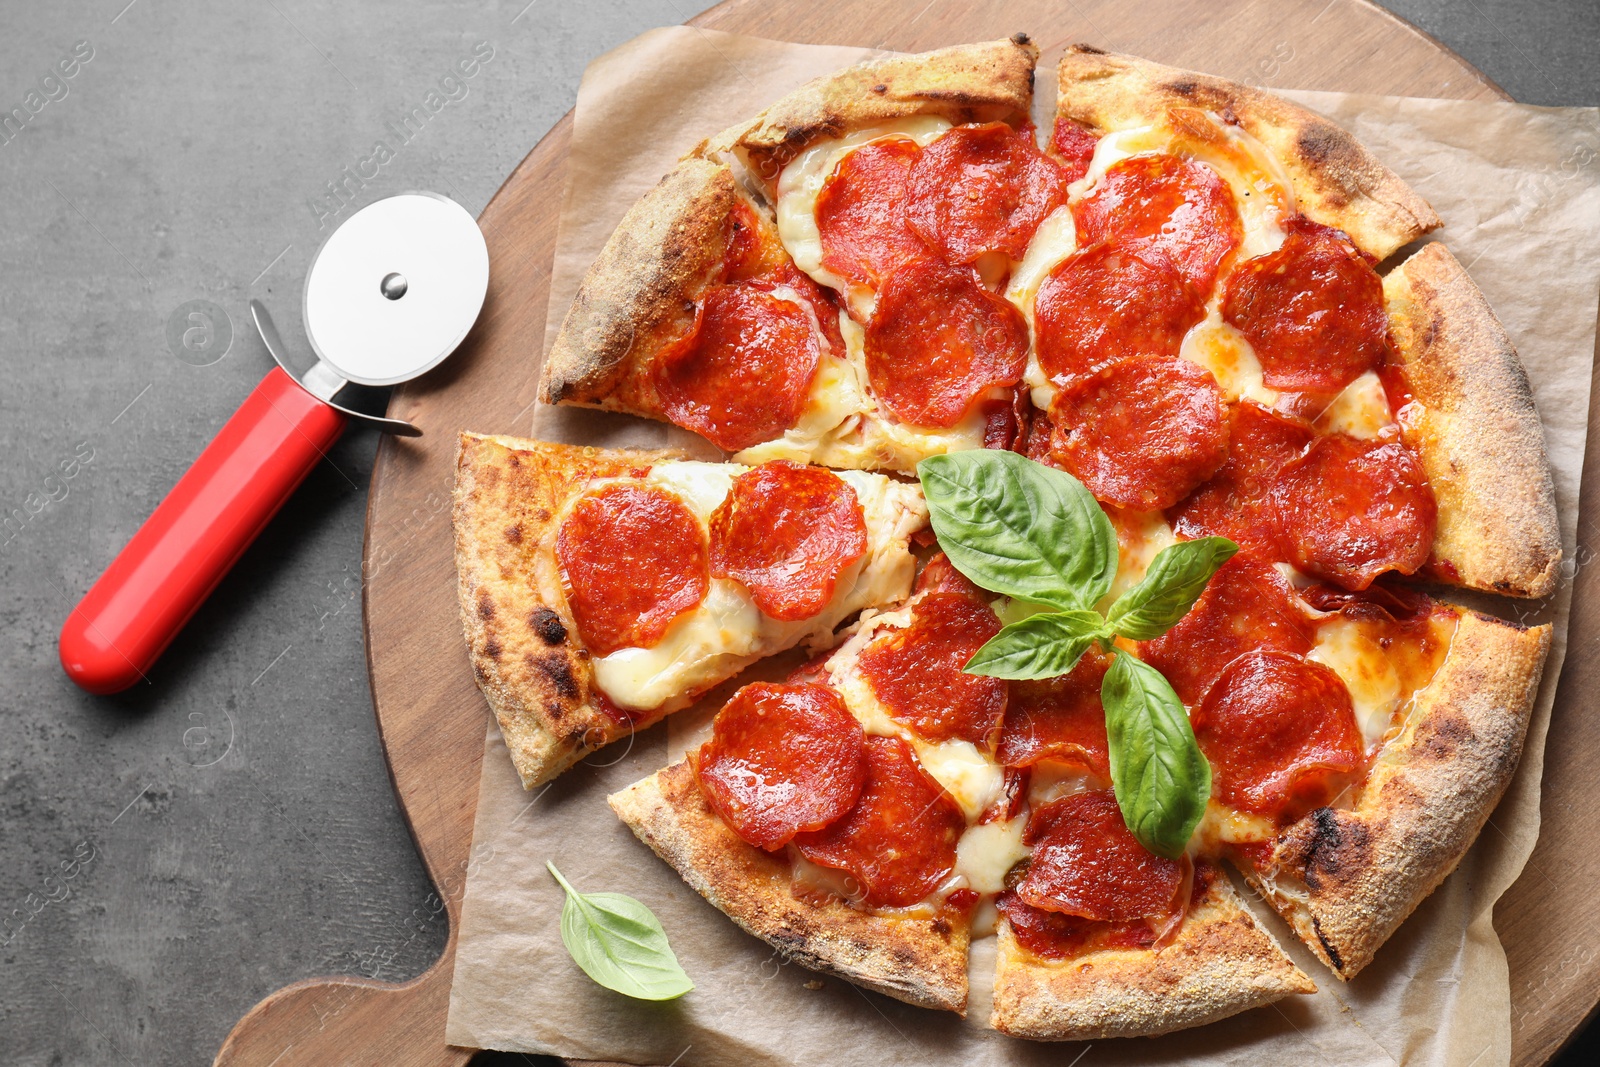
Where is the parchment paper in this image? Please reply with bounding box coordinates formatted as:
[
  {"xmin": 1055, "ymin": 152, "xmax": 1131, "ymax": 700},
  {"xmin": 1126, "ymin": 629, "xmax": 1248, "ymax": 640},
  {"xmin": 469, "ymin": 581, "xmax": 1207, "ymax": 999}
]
[{"xmin": 446, "ymin": 27, "xmax": 1600, "ymax": 1067}]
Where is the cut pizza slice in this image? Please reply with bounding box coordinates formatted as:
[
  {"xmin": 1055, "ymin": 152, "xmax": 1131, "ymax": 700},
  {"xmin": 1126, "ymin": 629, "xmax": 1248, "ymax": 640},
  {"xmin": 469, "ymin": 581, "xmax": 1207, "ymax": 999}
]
[
  {"xmin": 991, "ymin": 847, "xmax": 1315, "ymax": 1039},
  {"xmin": 611, "ymin": 556, "xmax": 1314, "ymax": 1028},
  {"xmin": 1009, "ymin": 47, "xmax": 1559, "ymax": 599},
  {"xmin": 453, "ymin": 433, "xmax": 926, "ymax": 787},
  {"xmin": 541, "ymin": 37, "xmax": 1048, "ymax": 471},
  {"xmin": 1136, "ymin": 551, "xmax": 1551, "ymax": 979}
]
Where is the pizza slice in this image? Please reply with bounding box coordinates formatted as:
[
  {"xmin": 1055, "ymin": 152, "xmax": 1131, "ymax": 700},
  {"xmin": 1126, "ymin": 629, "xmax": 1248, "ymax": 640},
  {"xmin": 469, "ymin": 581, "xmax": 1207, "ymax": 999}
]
[
  {"xmin": 540, "ymin": 36, "xmax": 1046, "ymax": 471},
  {"xmin": 1135, "ymin": 552, "xmax": 1551, "ymax": 978},
  {"xmin": 453, "ymin": 433, "xmax": 926, "ymax": 787},
  {"xmin": 1006, "ymin": 46, "xmax": 1559, "ymax": 600},
  {"xmin": 611, "ymin": 556, "xmax": 1314, "ymax": 1029}
]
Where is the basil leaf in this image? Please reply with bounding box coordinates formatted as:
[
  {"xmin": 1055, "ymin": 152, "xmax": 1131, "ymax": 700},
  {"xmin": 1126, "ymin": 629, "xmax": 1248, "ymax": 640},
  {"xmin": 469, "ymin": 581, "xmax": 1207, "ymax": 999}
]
[
  {"xmin": 547, "ymin": 862, "xmax": 693, "ymax": 1000},
  {"xmin": 918, "ymin": 451, "xmax": 1117, "ymax": 611},
  {"xmin": 963, "ymin": 610, "xmax": 1109, "ymax": 680},
  {"xmin": 1101, "ymin": 652, "xmax": 1211, "ymax": 859},
  {"xmin": 1106, "ymin": 537, "xmax": 1239, "ymax": 641}
]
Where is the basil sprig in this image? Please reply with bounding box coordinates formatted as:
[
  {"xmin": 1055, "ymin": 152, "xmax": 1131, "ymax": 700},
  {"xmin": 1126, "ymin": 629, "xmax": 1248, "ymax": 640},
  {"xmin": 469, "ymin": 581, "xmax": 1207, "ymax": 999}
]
[
  {"xmin": 920, "ymin": 446, "xmax": 1117, "ymax": 611},
  {"xmin": 1102, "ymin": 652, "xmax": 1213, "ymax": 855},
  {"xmin": 916, "ymin": 451, "xmax": 1236, "ymax": 859},
  {"xmin": 548, "ymin": 862, "xmax": 694, "ymax": 1000}
]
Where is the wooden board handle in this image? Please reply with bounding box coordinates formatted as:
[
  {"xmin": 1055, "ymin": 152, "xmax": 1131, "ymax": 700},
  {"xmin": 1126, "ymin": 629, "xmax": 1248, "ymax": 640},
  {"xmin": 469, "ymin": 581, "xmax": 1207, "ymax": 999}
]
[{"xmin": 213, "ymin": 956, "xmax": 471, "ymax": 1067}]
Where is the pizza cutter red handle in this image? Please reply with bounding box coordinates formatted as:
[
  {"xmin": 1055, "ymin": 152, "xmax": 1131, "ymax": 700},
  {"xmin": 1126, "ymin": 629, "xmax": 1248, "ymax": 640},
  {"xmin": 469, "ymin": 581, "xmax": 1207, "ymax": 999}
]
[{"xmin": 59, "ymin": 367, "xmax": 346, "ymax": 694}]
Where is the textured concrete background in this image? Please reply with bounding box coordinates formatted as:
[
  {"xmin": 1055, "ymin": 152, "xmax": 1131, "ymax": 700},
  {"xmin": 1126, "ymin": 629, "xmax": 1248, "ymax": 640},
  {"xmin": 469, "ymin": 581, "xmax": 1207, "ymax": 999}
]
[{"xmin": 0, "ymin": 2, "xmax": 1595, "ymax": 1065}]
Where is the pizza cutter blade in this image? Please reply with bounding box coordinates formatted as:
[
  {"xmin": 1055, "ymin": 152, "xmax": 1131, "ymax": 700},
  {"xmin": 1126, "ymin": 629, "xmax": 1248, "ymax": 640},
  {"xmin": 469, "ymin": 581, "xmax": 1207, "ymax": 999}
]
[{"xmin": 59, "ymin": 192, "xmax": 489, "ymax": 694}]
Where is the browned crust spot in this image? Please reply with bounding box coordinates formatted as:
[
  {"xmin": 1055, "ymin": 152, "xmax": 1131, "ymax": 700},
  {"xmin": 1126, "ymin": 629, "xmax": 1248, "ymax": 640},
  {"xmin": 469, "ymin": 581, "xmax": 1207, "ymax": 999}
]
[
  {"xmin": 609, "ymin": 760, "xmax": 970, "ymax": 1012},
  {"xmin": 1385, "ymin": 242, "xmax": 1561, "ymax": 598},
  {"xmin": 453, "ymin": 432, "xmax": 687, "ymax": 787},
  {"xmin": 991, "ymin": 873, "xmax": 1314, "ymax": 1039},
  {"xmin": 1054, "ymin": 46, "xmax": 1440, "ymax": 259},
  {"xmin": 701, "ymin": 38, "xmax": 1036, "ymax": 188},
  {"xmin": 1248, "ymin": 610, "xmax": 1551, "ymax": 978},
  {"xmin": 539, "ymin": 158, "xmax": 737, "ymax": 409}
]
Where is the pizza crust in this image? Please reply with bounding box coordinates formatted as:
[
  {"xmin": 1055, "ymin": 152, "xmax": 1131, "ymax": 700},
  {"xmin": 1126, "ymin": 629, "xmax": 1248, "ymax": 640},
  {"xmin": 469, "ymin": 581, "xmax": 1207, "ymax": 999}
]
[
  {"xmin": 454, "ymin": 432, "xmax": 687, "ymax": 787},
  {"xmin": 1054, "ymin": 46, "xmax": 1439, "ymax": 260},
  {"xmin": 540, "ymin": 157, "xmax": 737, "ymax": 408},
  {"xmin": 991, "ymin": 872, "xmax": 1315, "ymax": 1040},
  {"xmin": 610, "ymin": 759, "xmax": 971, "ymax": 1013},
  {"xmin": 1385, "ymin": 242, "xmax": 1562, "ymax": 598},
  {"xmin": 702, "ymin": 35, "xmax": 1038, "ymax": 190},
  {"xmin": 1245, "ymin": 609, "xmax": 1550, "ymax": 979}
]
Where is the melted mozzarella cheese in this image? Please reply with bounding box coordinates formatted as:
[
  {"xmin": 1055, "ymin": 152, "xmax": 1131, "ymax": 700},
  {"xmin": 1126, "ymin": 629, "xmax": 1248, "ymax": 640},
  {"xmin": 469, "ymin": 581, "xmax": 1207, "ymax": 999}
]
[
  {"xmin": 1007, "ymin": 205, "xmax": 1078, "ymax": 328},
  {"xmin": 918, "ymin": 740, "xmax": 1006, "ymax": 822},
  {"xmin": 1026, "ymin": 760, "xmax": 1099, "ymax": 807},
  {"xmin": 1105, "ymin": 509, "xmax": 1177, "ymax": 606},
  {"xmin": 1179, "ymin": 308, "xmax": 1278, "ymax": 407},
  {"xmin": 1315, "ymin": 370, "xmax": 1397, "ymax": 441},
  {"xmin": 1195, "ymin": 800, "xmax": 1278, "ymax": 849},
  {"xmin": 586, "ymin": 462, "xmax": 925, "ymax": 710},
  {"xmin": 775, "ymin": 116, "xmax": 954, "ymax": 319},
  {"xmin": 1007, "ymin": 206, "xmax": 1079, "ymax": 410},
  {"xmin": 789, "ymin": 852, "xmax": 861, "ymax": 904},
  {"xmin": 955, "ymin": 817, "xmax": 1030, "ymax": 894},
  {"xmin": 1308, "ymin": 616, "xmax": 1402, "ymax": 747}
]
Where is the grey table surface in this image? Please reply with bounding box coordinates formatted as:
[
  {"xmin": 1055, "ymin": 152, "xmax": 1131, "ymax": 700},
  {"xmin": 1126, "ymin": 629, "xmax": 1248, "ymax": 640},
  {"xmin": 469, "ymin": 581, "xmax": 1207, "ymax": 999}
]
[{"xmin": 1, "ymin": 2, "xmax": 1597, "ymax": 1065}]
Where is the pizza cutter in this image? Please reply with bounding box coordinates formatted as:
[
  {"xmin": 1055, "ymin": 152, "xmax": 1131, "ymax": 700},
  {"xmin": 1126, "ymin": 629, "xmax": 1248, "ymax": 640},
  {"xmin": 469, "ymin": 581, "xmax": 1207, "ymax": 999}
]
[{"xmin": 59, "ymin": 192, "xmax": 489, "ymax": 694}]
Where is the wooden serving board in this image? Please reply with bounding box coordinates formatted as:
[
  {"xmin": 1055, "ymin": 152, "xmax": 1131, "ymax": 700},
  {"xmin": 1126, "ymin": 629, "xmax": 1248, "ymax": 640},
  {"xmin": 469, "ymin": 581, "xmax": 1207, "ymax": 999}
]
[{"xmin": 214, "ymin": 2, "xmax": 1600, "ymax": 1064}]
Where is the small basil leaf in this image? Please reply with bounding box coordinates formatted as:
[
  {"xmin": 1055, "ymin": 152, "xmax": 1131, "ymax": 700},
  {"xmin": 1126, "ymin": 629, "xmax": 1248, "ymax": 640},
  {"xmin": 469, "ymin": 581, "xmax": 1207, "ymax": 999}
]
[
  {"xmin": 1101, "ymin": 652, "xmax": 1211, "ymax": 859},
  {"xmin": 918, "ymin": 451, "xmax": 1117, "ymax": 611},
  {"xmin": 1106, "ymin": 537, "xmax": 1239, "ymax": 641},
  {"xmin": 547, "ymin": 862, "xmax": 693, "ymax": 1001},
  {"xmin": 963, "ymin": 610, "xmax": 1109, "ymax": 680}
]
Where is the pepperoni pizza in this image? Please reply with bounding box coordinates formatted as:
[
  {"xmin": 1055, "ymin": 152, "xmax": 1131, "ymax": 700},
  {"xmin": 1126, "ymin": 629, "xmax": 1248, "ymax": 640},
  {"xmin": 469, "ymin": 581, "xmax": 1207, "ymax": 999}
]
[{"xmin": 466, "ymin": 36, "xmax": 1561, "ymax": 1042}]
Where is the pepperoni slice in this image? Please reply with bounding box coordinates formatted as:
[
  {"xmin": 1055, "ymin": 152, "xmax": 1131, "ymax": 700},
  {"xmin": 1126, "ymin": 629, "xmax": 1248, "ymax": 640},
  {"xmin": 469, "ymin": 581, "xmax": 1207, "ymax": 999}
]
[
  {"xmin": 997, "ymin": 891, "xmax": 1154, "ymax": 960},
  {"xmin": 1169, "ymin": 401, "xmax": 1314, "ymax": 556},
  {"xmin": 1139, "ymin": 554, "xmax": 1314, "ymax": 707},
  {"xmin": 556, "ymin": 484, "xmax": 709, "ymax": 657},
  {"xmin": 1192, "ymin": 649, "xmax": 1365, "ymax": 820},
  {"xmin": 980, "ymin": 383, "xmax": 1032, "ymax": 452},
  {"xmin": 905, "ymin": 122, "xmax": 1068, "ymax": 264},
  {"xmin": 1221, "ymin": 217, "xmax": 1388, "ymax": 393},
  {"xmin": 1050, "ymin": 118, "xmax": 1100, "ymax": 184},
  {"xmin": 709, "ymin": 461, "xmax": 868, "ymax": 621},
  {"xmin": 785, "ymin": 650, "xmax": 835, "ymax": 687},
  {"xmin": 914, "ymin": 552, "xmax": 987, "ymax": 600},
  {"xmin": 859, "ymin": 591, "xmax": 1006, "ymax": 745},
  {"xmin": 655, "ymin": 284, "xmax": 822, "ymax": 453},
  {"xmin": 722, "ymin": 197, "xmax": 786, "ymax": 282},
  {"xmin": 1073, "ymin": 154, "xmax": 1242, "ymax": 294},
  {"xmin": 997, "ymin": 648, "xmax": 1111, "ymax": 774},
  {"xmin": 746, "ymin": 262, "xmax": 846, "ymax": 355},
  {"xmin": 1047, "ymin": 356, "xmax": 1229, "ymax": 511},
  {"xmin": 1033, "ymin": 244, "xmax": 1207, "ymax": 385},
  {"xmin": 794, "ymin": 736, "xmax": 965, "ymax": 909},
  {"xmin": 816, "ymin": 138, "xmax": 932, "ymax": 291},
  {"xmin": 1021, "ymin": 406, "xmax": 1056, "ymax": 464},
  {"xmin": 1299, "ymin": 580, "xmax": 1434, "ymax": 624},
  {"xmin": 694, "ymin": 682, "xmax": 865, "ymax": 850},
  {"xmin": 1017, "ymin": 791, "xmax": 1183, "ymax": 922},
  {"xmin": 865, "ymin": 259, "xmax": 1030, "ymax": 428},
  {"xmin": 982, "ymin": 766, "xmax": 1031, "ymax": 825},
  {"xmin": 1270, "ymin": 434, "xmax": 1437, "ymax": 590}
]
